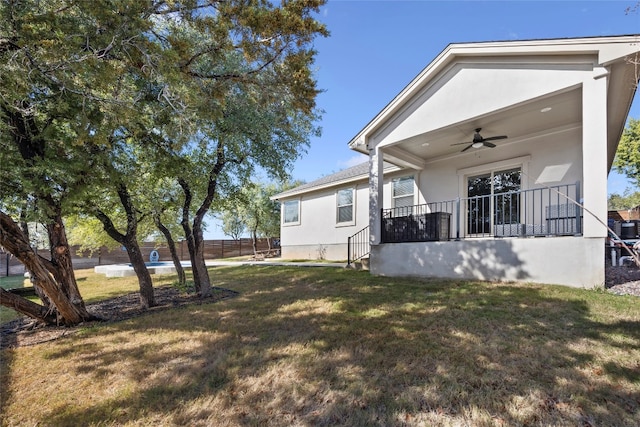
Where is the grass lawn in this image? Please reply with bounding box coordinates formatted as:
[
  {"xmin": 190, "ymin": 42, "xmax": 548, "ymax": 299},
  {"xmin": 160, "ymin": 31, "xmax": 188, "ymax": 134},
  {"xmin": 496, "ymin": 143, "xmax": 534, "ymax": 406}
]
[
  {"xmin": 0, "ymin": 276, "xmax": 33, "ymax": 324},
  {"xmin": 0, "ymin": 275, "xmax": 29, "ymax": 290},
  {"xmin": 1, "ymin": 266, "xmax": 639, "ymax": 426}
]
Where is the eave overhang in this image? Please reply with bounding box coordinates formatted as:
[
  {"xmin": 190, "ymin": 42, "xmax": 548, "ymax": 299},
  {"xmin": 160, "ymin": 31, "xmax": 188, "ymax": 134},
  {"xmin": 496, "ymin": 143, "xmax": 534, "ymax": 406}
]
[{"xmin": 348, "ymin": 35, "xmax": 640, "ymax": 171}]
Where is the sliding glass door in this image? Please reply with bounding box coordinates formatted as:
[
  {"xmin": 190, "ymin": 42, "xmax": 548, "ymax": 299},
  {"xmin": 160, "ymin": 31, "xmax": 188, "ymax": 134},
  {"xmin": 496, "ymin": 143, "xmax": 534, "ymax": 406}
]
[{"xmin": 467, "ymin": 168, "xmax": 521, "ymax": 235}]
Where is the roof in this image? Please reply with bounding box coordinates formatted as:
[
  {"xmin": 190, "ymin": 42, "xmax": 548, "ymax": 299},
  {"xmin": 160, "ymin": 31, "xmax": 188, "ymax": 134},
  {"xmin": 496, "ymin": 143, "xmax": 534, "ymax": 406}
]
[
  {"xmin": 347, "ymin": 34, "xmax": 640, "ymax": 170},
  {"xmin": 272, "ymin": 161, "xmax": 398, "ymax": 200}
]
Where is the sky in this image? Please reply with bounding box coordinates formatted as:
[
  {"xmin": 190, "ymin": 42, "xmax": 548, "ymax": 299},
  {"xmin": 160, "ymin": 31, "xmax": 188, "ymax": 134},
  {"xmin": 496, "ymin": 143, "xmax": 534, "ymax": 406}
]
[{"xmin": 204, "ymin": 0, "xmax": 640, "ymax": 239}]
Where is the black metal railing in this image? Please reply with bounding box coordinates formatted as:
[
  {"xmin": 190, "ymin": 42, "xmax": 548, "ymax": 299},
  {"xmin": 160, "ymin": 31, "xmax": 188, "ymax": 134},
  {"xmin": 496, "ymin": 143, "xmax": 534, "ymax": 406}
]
[
  {"xmin": 380, "ymin": 182, "xmax": 582, "ymax": 243},
  {"xmin": 347, "ymin": 226, "xmax": 370, "ymax": 267}
]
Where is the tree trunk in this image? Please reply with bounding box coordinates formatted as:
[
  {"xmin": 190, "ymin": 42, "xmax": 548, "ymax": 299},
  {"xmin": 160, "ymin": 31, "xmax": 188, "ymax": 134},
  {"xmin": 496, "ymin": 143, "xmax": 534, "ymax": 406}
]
[
  {"xmin": 0, "ymin": 288, "xmax": 57, "ymax": 324},
  {"xmin": 0, "ymin": 211, "xmax": 97, "ymax": 325},
  {"xmin": 46, "ymin": 209, "xmax": 88, "ymax": 312},
  {"xmin": 192, "ymin": 225, "xmax": 213, "ymax": 297},
  {"xmin": 124, "ymin": 237, "xmax": 156, "ymax": 309},
  {"xmin": 94, "ymin": 183, "xmax": 156, "ymax": 309},
  {"xmin": 178, "ymin": 143, "xmax": 225, "ymax": 299},
  {"xmin": 31, "ymin": 275, "xmax": 52, "ymax": 309},
  {"xmin": 182, "ymin": 222, "xmax": 202, "ymax": 292},
  {"xmin": 94, "ymin": 216, "xmax": 156, "ymax": 309},
  {"xmin": 154, "ymin": 216, "xmax": 186, "ymax": 288},
  {"xmin": 18, "ymin": 213, "xmax": 53, "ymax": 310},
  {"xmin": 251, "ymin": 228, "xmax": 258, "ymax": 255},
  {"xmin": 179, "ymin": 195, "xmax": 212, "ymax": 297},
  {"xmin": 179, "ymin": 179, "xmax": 202, "ymax": 292}
]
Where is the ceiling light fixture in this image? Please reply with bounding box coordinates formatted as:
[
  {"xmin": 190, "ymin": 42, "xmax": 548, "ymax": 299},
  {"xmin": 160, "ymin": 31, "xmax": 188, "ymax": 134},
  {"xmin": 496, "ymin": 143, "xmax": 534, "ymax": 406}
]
[
  {"xmin": 540, "ymin": 107, "xmax": 552, "ymax": 113},
  {"xmin": 421, "ymin": 142, "xmax": 430, "ymax": 147},
  {"xmin": 472, "ymin": 142, "xmax": 484, "ymax": 149}
]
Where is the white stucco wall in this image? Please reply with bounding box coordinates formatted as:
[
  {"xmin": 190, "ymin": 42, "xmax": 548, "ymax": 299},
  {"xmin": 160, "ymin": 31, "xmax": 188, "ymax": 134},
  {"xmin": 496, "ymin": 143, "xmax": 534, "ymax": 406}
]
[
  {"xmin": 370, "ymin": 236, "xmax": 604, "ymax": 288},
  {"xmin": 279, "ymin": 180, "xmax": 370, "ymax": 260},
  {"xmin": 372, "ymin": 62, "xmax": 592, "ymax": 148}
]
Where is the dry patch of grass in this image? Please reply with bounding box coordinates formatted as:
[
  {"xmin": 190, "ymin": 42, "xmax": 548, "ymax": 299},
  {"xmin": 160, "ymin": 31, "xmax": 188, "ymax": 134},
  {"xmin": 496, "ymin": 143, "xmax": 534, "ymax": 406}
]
[{"xmin": 1, "ymin": 266, "xmax": 639, "ymax": 426}]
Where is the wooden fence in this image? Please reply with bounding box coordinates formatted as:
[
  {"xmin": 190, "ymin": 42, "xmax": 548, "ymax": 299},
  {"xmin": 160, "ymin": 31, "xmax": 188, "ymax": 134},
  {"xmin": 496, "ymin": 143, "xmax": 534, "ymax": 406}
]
[{"xmin": 0, "ymin": 238, "xmax": 276, "ymax": 277}]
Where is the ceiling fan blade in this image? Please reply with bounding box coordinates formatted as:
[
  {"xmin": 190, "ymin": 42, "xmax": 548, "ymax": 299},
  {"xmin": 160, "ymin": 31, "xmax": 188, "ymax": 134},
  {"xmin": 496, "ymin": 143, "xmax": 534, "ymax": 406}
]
[
  {"xmin": 483, "ymin": 142, "xmax": 496, "ymax": 148},
  {"xmin": 461, "ymin": 144, "xmax": 473, "ymax": 152},
  {"xmin": 482, "ymin": 135, "xmax": 507, "ymax": 142},
  {"xmin": 451, "ymin": 141, "xmax": 472, "ymax": 146}
]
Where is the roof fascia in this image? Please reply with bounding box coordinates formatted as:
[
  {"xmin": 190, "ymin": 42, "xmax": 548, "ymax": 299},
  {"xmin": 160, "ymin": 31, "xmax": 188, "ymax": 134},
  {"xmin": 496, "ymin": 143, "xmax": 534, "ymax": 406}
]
[
  {"xmin": 271, "ymin": 164, "xmax": 402, "ymax": 200},
  {"xmin": 348, "ymin": 35, "xmax": 640, "ymax": 151}
]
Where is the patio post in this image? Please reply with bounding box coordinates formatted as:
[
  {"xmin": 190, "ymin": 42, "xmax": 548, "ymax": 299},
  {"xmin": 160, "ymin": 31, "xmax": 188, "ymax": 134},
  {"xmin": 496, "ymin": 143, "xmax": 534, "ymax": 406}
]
[
  {"xmin": 581, "ymin": 66, "xmax": 608, "ymax": 238},
  {"xmin": 369, "ymin": 144, "xmax": 384, "ymax": 245}
]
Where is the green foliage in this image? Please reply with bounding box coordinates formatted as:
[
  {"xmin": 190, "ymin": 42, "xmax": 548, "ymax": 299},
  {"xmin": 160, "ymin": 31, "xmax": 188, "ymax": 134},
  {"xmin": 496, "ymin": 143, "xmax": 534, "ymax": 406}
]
[
  {"xmin": 614, "ymin": 118, "xmax": 640, "ymax": 188},
  {"xmin": 0, "ymin": 0, "xmax": 328, "ymax": 298},
  {"xmin": 171, "ymin": 279, "xmax": 196, "ymax": 294},
  {"xmin": 219, "ymin": 180, "xmax": 304, "ymax": 241},
  {"xmin": 65, "ymin": 215, "xmax": 120, "ymax": 255},
  {"xmin": 220, "ymin": 208, "xmax": 246, "ymax": 240},
  {"xmin": 608, "ymin": 190, "xmax": 640, "ymax": 210}
]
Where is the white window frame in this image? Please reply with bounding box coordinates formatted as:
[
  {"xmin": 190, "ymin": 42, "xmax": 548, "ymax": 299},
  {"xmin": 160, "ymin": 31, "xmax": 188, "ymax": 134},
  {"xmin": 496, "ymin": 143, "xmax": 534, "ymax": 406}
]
[
  {"xmin": 392, "ymin": 176, "xmax": 415, "ymax": 214},
  {"xmin": 457, "ymin": 156, "xmax": 530, "ymax": 236},
  {"xmin": 282, "ymin": 199, "xmax": 301, "ymax": 226},
  {"xmin": 336, "ymin": 187, "xmax": 356, "ymax": 226}
]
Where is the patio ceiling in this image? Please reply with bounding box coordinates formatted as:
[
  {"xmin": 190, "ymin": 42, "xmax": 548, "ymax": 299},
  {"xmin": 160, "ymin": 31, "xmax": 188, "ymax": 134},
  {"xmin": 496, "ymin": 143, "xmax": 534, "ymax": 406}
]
[{"xmin": 379, "ymin": 88, "xmax": 582, "ymax": 169}]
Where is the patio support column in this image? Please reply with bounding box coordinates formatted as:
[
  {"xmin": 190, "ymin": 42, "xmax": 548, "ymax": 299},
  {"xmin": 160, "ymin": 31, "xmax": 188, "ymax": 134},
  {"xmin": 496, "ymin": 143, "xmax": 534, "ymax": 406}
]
[
  {"xmin": 369, "ymin": 143, "xmax": 384, "ymax": 245},
  {"xmin": 581, "ymin": 66, "xmax": 609, "ymax": 238}
]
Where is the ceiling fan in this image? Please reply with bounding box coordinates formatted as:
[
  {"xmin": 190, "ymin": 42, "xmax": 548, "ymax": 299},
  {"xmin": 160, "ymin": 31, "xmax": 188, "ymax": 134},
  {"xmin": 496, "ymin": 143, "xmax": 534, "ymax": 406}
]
[{"xmin": 451, "ymin": 128, "xmax": 508, "ymax": 152}]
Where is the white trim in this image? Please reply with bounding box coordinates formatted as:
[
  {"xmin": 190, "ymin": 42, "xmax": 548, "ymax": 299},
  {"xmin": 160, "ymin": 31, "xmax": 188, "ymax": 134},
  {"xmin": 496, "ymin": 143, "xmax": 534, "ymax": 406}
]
[
  {"xmin": 456, "ymin": 155, "xmax": 531, "ymax": 177},
  {"xmin": 349, "ymin": 35, "xmax": 640, "ymax": 151},
  {"xmin": 282, "ymin": 199, "xmax": 301, "ymax": 226},
  {"xmin": 391, "ymin": 175, "xmax": 417, "ymax": 209},
  {"xmin": 335, "ymin": 187, "xmax": 356, "ymax": 227},
  {"xmin": 272, "ymin": 164, "xmax": 402, "ymax": 200},
  {"xmin": 457, "ymin": 156, "xmax": 531, "ymax": 237},
  {"xmin": 457, "ymin": 156, "xmax": 531, "ymax": 203}
]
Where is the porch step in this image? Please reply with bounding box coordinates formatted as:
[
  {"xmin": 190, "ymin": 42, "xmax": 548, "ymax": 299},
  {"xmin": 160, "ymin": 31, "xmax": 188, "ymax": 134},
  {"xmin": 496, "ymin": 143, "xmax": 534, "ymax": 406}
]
[{"xmin": 348, "ymin": 257, "xmax": 370, "ymax": 271}]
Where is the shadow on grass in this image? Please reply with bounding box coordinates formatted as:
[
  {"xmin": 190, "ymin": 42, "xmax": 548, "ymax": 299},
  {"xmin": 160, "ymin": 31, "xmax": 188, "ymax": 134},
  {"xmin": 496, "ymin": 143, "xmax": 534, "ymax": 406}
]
[{"xmin": 10, "ymin": 266, "xmax": 640, "ymax": 426}]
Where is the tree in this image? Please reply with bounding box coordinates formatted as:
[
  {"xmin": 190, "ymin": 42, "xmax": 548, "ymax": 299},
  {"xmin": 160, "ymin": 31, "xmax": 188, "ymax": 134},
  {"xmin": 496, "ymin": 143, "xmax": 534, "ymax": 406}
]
[
  {"xmin": 608, "ymin": 190, "xmax": 640, "ymax": 210},
  {"xmin": 1, "ymin": 0, "xmax": 328, "ymax": 318},
  {"xmin": 220, "ymin": 180, "xmax": 302, "ymax": 252},
  {"xmin": 162, "ymin": 3, "xmax": 327, "ymax": 296},
  {"xmin": 65, "ymin": 215, "xmax": 119, "ymax": 256},
  {"xmin": 220, "ymin": 208, "xmax": 246, "ymax": 241},
  {"xmin": 614, "ymin": 118, "xmax": 640, "ymax": 188},
  {"xmin": 0, "ymin": 0, "xmax": 163, "ymax": 323},
  {"xmin": 237, "ymin": 183, "xmax": 278, "ymax": 254},
  {"xmin": 0, "ymin": 211, "xmax": 96, "ymax": 324}
]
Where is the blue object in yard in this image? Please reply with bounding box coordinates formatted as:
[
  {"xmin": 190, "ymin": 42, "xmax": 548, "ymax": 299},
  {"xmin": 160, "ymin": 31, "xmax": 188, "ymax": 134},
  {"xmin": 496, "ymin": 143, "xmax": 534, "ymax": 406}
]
[{"xmin": 149, "ymin": 250, "xmax": 159, "ymax": 263}]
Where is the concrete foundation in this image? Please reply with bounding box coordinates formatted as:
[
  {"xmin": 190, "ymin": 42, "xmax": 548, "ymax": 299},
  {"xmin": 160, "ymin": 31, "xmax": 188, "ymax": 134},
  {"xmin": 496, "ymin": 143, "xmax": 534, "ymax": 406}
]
[{"xmin": 370, "ymin": 236, "xmax": 604, "ymax": 288}]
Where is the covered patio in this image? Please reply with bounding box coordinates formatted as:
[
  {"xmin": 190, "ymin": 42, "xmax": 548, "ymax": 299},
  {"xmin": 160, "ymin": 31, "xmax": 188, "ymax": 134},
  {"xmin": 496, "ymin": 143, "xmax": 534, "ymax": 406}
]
[{"xmin": 347, "ymin": 35, "xmax": 640, "ymax": 287}]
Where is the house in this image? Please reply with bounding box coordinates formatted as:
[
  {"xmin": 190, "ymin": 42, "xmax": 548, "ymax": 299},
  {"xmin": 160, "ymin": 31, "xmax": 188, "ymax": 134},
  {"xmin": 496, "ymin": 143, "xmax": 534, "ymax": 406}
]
[
  {"xmin": 608, "ymin": 206, "xmax": 640, "ymax": 222},
  {"xmin": 273, "ymin": 35, "xmax": 640, "ymax": 287}
]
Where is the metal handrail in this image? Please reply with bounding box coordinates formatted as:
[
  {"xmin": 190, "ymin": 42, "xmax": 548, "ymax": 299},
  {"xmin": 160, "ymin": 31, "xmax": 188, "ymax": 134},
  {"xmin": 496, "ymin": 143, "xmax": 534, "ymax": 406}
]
[
  {"xmin": 380, "ymin": 182, "xmax": 581, "ymax": 241},
  {"xmin": 347, "ymin": 226, "xmax": 370, "ymax": 267}
]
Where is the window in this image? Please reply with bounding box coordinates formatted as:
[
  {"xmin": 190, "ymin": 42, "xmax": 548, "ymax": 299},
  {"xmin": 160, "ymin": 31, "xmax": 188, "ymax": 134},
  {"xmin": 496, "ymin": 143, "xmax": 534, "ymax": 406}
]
[
  {"xmin": 392, "ymin": 176, "xmax": 415, "ymax": 215},
  {"xmin": 282, "ymin": 200, "xmax": 300, "ymax": 225},
  {"xmin": 336, "ymin": 188, "xmax": 354, "ymax": 224}
]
